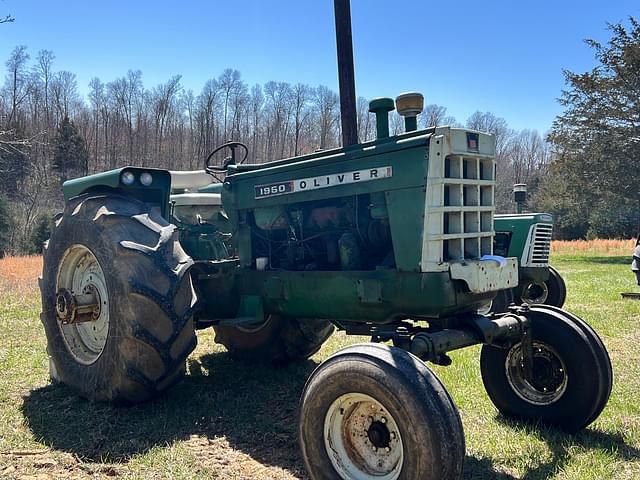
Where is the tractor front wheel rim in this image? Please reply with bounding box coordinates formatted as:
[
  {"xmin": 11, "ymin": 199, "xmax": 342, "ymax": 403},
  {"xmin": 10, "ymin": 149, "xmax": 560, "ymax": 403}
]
[
  {"xmin": 505, "ymin": 341, "xmax": 568, "ymax": 405},
  {"xmin": 324, "ymin": 392, "xmax": 403, "ymax": 480},
  {"xmin": 521, "ymin": 281, "xmax": 549, "ymax": 304}
]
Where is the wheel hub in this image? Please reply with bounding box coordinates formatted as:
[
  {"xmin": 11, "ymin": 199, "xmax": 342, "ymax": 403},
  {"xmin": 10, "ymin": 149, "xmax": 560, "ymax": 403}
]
[
  {"xmin": 55, "ymin": 285, "xmax": 101, "ymax": 324},
  {"xmin": 529, "ymin": 350, "xmax": 565, "ymax": 393},
  {"xmin": 506, "ymin": 341, "xmax": 568, "ymax": 405},
  {"xmin": 367, "ymin": 420, "xmax": 391, "ymax": 449},
  {"xmin": 521, "ymin": 281, "xmax": 549, "ymax": 304}
]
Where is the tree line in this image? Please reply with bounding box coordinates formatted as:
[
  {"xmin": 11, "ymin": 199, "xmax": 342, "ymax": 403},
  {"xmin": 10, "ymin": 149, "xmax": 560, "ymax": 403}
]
[
  {"xmin": 6, "ymin": 21, "xmax": 634, "ymax": 255},
  {"xmin": 540, "ymin": 18, "xmax": 640, "ymax": 240}
]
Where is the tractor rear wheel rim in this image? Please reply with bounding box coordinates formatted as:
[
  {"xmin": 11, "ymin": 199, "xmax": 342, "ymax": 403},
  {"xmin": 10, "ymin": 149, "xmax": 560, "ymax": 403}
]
[
  {"xmin": 324, "ymin": 392, "xmax": 403, "ymax": 480},
  {"xmin": 56, "ymin": 244, "xmax": 109, "ymax": 365},
  {"xmin": 521, "ymin": 281, "xmax": 549, "ymax": 304},
  {"xmin": 505, "ymin": 341, "xmax": 568, "ymax": 405}
]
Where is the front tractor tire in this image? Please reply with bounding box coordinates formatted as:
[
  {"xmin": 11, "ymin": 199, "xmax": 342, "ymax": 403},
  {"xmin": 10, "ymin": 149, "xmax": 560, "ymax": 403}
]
[
  {"xmin": 478, "ymin": 288, "xmax": 514, "ymax": 315},
  {"xmin": 299, "ymin": 344, "xmax": 465, "ymax": 480},
  {"xmin": 543, "ymin": 265, "xmax": 567, "ymax": 308},
  {"xmin": 214, "ymin": 316, "xmax": 334, "ymax": 363},
  {"xmin": 519, "ymin": 266, "xmax": 567, "ymax": 308},
  {"xmin": 480, "ymin": 306, "xmax": 611, "ymax": 432},
  {"xmin": 40, "ymin": 194, "xmax": 198, "ymax": 404}
]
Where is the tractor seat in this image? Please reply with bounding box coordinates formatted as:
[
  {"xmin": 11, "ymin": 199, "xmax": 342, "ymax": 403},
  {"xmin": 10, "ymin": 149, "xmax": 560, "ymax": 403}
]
[
  {"xmin": 170, "ymin": 170, "xmax": 215, "ymax": 191},
  {"xmin": 170, "ymin": 193, "xmax": 222, "ymax": 206},
  {"xmin": 170, "ymin": 192, "xmax": 223, "ymax": 226}
]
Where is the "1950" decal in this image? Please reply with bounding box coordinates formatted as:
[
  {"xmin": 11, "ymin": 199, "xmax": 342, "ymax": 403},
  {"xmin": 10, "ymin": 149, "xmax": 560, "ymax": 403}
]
[{"xmin": 254, "ymin": 166, "xmax": 393, "ymax": 199}]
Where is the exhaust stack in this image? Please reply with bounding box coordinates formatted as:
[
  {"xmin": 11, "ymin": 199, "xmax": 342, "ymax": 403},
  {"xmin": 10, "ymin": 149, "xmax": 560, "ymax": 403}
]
[{"xmin": 333, "ymin": 0, "xmax": 358, "ymax": 147}]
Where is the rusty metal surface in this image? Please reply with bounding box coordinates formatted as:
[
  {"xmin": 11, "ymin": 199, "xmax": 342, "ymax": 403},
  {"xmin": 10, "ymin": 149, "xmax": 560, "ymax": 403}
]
[{"xmin": 55, "ymin": 287, "xmax": 101, "ymax": 324}]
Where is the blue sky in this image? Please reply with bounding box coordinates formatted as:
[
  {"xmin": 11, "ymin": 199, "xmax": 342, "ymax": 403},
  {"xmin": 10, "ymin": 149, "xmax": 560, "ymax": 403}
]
[{"xmin": 1, "ymin": 0, "xmax": 638, "ymax": 134}]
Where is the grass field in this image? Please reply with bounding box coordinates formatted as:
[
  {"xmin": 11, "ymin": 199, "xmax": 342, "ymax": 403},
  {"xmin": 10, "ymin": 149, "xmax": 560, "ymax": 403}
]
[{"xmin": 0, "ymin": 248, "xmax": 639, "ymax": 479}]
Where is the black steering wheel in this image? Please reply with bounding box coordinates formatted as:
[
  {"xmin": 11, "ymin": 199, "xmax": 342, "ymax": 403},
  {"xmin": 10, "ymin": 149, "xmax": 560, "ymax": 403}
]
[{"xmin": 205, "ymin": 141, "xmax": 249, "ymax": 173}]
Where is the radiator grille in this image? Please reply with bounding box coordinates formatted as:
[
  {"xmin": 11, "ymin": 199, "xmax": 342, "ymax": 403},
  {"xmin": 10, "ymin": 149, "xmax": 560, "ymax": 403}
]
[
  {"xmin": 441, "ymin": 155, "xmax": 494, "ymax": 261},
  {"xmin": 526, "ymin": 223, "xmax": 553, "ymax": 266},
  {"xmin": 423, "ymin": 151, "xmax": 495, "ymax": 270}
]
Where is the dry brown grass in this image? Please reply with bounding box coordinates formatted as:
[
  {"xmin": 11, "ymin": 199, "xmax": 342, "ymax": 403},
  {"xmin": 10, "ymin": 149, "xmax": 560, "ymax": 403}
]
[
  {"xmin": 551, "ymin": 238, "xmax": 635, "ymax": 256},
  {"xmin": 0, "ymin": 256, "xmax": 42, "ymax": 300},
  {"xmin": 0, "ymin": 255, "xmax": 42, "ymax": 285}
]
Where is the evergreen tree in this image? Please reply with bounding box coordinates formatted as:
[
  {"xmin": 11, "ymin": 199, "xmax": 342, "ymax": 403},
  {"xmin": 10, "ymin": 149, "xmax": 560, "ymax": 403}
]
[
  {"xmin": 546, "ymin": 17, "xmax": 640, "ymax": 238},
  {"xmin": 28, "ymin": 213, "xmax": 52, "ymax": 254},
  {"xmin": 52, "ymin": 116, "xmax": 89, "ymax": 183},
  {"xmin": 0, "ymin": 196, "xmax": 12, "ymax": 257},
  {"xmin": 0, "ymin": 128, "xmax": 31, "ymax": 198}
]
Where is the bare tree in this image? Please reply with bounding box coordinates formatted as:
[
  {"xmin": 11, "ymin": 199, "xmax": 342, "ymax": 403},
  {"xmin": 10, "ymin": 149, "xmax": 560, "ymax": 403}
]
[
  {"xmin": 50, "ymin": 70, "xmax": 78, "ymax": 121},
  {"xmin": 356, "ymin": 96, "xmax": 374, "ymax": 142},
  {"xmin": 315, "ymin": 85, "xmax": 338, "ymax": 150},
  {"xmin": 35, "ymin": 50, "xmax": 55, "ymax": 128},
  {"xmin": 2, "ymin": 45, "xmax": 30, "ymax": 127},
  {"xmin": 150, "ymin": 75, "xmax": 181, "ymax": 165},
  {"xmin": 292, "ymin": 83, "xmax": 313, "ymax": 156}
]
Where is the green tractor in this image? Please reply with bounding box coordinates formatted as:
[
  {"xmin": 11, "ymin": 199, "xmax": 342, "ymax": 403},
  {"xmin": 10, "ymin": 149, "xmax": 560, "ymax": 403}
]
[
  {"xmin": 38, "ymin": 3, "xmax": 611, "ymax": 479},
  {"xmin": 490, "ymin": 208, "xmax": 567, "ymax": 311}
]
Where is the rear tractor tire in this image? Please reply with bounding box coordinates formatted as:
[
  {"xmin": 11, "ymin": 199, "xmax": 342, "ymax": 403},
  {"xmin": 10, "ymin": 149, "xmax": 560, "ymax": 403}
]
[
  {"xmin": 214, "ymin": 315, "xmax": 334, "ymax": 363},
  {"xmin": 480, "ymin": 306, "xmax": 611, "ymax": 432},
  {"xmin": 40, "ymin": 194, "xmax": 198, "ymax": 404},
  {"xmin": 299, "ymin": 343, "xmax": 465, "ymax": 480}
]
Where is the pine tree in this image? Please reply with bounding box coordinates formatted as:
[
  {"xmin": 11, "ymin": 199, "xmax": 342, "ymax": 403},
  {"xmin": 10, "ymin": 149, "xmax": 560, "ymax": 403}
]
[
  {"xmin": 52, "ymin": 116, "xmax": 89, "ymax": 183},
  {"xmin": 0, "ymin": 196, "xmax": 12, "ymax": 257},
  {"xmin": 0, "ymin": 128, "xmax": 31, "ymax": 198},
  {"xmin": 546, "ymin": 17, "xmax": 640, "ymax": 238},
  {"xmin": 28, "ymin": 213, "xmax": 52, "ymax": 254}
]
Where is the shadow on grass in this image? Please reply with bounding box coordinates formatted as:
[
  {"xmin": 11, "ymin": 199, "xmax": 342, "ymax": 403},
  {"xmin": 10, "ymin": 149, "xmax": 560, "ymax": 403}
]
[
  {"xmin": 21, "ymin": 353, "xmax": 638, "ymax": 479},
  {"xmin": 489, "ymin": 416, "xmax": 640, "ymax": 480},
  {"xmin": 564, "ymin": 255, "xmax": 631, "ymax": 265},
  {"xmin": 22, "ymin": 352, "xmax": 316, "ymax": 477}
]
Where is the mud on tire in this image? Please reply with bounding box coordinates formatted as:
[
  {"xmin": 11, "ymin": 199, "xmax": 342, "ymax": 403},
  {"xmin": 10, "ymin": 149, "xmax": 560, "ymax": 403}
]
[
  {"xmin": 40, "ymin": 193, "xmax": 197, "ymax": 404},
  {"xmin": 299, "ymin": 343, "xmax": 465, "ymax": 480}
]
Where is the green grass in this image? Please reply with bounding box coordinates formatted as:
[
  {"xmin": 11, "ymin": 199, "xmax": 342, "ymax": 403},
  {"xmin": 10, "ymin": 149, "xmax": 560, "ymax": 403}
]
[{"xmin": 1, "ymin": 254, "xmax": 639, "ymax": 479}]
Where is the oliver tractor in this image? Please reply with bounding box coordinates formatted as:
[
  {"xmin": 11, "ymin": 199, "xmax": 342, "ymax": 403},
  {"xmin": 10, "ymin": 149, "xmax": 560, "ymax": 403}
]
[
  {"xmin": 39, "ymin": 2, "xmax": 611, "ymax": 479},
  {"xmin": 486, "ymin": 211, "xmax": 567, "ymax": 312}
]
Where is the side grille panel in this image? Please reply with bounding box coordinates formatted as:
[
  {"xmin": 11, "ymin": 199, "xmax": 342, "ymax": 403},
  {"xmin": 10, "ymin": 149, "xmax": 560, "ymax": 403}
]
[{"xmin": 527, "ymin": 223, "xmax": 553, "ymax": 266}]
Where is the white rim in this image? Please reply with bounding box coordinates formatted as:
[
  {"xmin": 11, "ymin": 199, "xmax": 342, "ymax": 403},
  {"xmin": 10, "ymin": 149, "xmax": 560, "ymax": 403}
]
[
  {"xmin": 56, "ymin": 244, "xmax": 110, "ymax": 365},
  {"xmin": 505, "ymin": 341, "xmax": 568, "ymax": 405},
  {"xmin": 324, "ymin": 393, "xmax": 403, "ymax": 480},
  {"xmin": 521, "ymin": 281, "xmax": 549, "ymax": 304}
]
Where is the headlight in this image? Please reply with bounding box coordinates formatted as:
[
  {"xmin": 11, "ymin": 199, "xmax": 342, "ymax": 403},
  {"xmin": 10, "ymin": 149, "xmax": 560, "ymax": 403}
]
[
  {"xmin": 121, "ymin": 171, "xmax": 135, "ymax": 185},
  {"xmin": 140, "ymin": 172, "xmax": 153, "ymax": 186}
]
